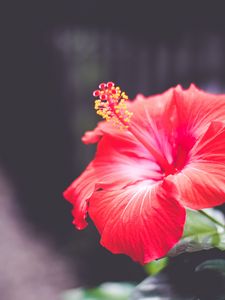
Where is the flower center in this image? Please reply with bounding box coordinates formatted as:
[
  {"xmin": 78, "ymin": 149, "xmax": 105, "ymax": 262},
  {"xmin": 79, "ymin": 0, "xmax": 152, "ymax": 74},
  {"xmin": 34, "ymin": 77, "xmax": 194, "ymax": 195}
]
[
  {"xmin": 93, "ymin": 82, "xmax": 176, "ymax": 175},
  {"xmin": 93, "ymin": 82, "xmax": 133, "ymax": 129}
]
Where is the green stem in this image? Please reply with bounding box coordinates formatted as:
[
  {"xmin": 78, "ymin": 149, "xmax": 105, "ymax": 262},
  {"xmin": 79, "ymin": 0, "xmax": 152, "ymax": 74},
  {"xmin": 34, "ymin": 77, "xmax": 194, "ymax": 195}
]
[{"xmin": 199, "ymin": 210, "xmax": 225, "ymax": 229}]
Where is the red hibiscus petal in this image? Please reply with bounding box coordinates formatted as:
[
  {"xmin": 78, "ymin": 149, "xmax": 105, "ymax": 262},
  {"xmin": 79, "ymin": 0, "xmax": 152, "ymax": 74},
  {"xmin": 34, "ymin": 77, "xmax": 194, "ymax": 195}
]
[
  {"xmin": 89, "ymin": 180, "xmax": 186, "ymax": 264},
  {"xmin": 63, "ymin": 162, "xmax": 96, "ymax": 230},
  {"xmin": 128, "ymin": 85, "xmax": 225, "ymax": 171},
  {"xmin": 93, "ymin": 134, "xmax": 163, "ymax": 187},
  {"xmin": 82, "ymin": 121, "xmax": 120, "ymax": 144},
  {"xmin": 125, "ymin": 89, "xmax": 177, "ymax": 165},
  {"xmin": 174, "ymin": 84, "xmax": 225, "ymax": 139},
  {"xmin": 64, "ymin": 132, "xmax": 162, "ymax": 230},
  {"xmin": 172, "ymin": 121, "xmax": 225, "ymax": 209}
]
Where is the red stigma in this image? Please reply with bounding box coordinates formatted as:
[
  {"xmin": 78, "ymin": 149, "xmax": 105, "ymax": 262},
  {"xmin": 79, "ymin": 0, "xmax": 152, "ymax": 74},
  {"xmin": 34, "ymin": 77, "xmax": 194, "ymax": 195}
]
[
  {"xmin": 107, "ymin": 81, "xmax": 115, "ymax": 89},
  {"xmin": 93, "ymin": 90, "xmax": 100, "ymax": 97},
  {"xmin": 100, "ymin": 94, "xmax": 107, "ymax": 100},
  {"xmin": 93, "ymin": 81, "xmax": 116, "ymax": 101},
  {"xmin": 99, "ymin": 83, "xmax": 106, "ymax": 90}
]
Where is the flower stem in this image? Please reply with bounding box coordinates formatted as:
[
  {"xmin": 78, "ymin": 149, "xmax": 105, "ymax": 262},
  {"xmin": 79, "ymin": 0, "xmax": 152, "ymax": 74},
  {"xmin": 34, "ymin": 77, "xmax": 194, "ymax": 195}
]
[{"xmin": 199, "ymin": 210, "xmax": 225, "ymax": 229}]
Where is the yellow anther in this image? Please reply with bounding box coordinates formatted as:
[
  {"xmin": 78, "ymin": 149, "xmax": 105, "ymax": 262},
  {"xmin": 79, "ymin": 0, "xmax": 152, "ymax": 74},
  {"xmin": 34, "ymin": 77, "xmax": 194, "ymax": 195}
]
[{"xmin": 93, "ymin": 82, "xmax": 132, "ymax": 129}]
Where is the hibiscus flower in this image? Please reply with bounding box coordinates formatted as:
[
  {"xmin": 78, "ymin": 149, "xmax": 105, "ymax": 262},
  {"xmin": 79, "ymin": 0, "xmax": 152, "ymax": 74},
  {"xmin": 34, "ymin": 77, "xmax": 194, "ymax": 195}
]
[{"xmin": 64, "ymin": 82, "xmax": 225, "ymax": 264}]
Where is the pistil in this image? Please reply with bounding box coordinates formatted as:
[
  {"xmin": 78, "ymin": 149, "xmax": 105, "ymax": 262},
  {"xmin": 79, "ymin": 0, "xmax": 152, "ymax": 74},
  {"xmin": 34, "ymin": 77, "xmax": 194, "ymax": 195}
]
[{"xmin": 93, "ymin": 82, "xmax": 174, "ymax": 175}]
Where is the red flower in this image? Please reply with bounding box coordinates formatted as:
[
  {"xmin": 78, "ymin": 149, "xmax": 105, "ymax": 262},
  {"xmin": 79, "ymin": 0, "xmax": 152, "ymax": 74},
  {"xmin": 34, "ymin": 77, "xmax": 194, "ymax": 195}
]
[{"xmin": 64, "ymin": 83, "xmax": 225, "ymax": 264}]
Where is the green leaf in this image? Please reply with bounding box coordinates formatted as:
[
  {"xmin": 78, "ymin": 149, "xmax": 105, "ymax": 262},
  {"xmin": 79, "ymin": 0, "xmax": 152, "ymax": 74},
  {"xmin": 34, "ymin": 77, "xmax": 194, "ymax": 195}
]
[
  {"xmin": 131, "ymin": 265, "xmax": 225, "ymax": 300},
  {"xmin": 195, "ymin": 260, "xmax": 225, "ymax": 300},
  {"xmin": 144, "ymin": 257, "xmax": 169, "ymax": 276},
  {"xmin": 61, "ymin": 288, "xmax": 85, "ymax": 300},
  {"xmin": 168, "ymin": 208, "xmax": 225, "ymax": 257},
  {"xmin": 61, "ymin": 282, "xmax": 135, "ymax": 300},
  {"xmin": 217, "ymin": 231, "xmax": 225, "ymax": 251},
  {"xmin": 130, "ymin": 274, "xmax": 192, "ymax": 300},
  {"xmin": 195, "ymin": 259, "xmax": 225, "ymax": 276}
]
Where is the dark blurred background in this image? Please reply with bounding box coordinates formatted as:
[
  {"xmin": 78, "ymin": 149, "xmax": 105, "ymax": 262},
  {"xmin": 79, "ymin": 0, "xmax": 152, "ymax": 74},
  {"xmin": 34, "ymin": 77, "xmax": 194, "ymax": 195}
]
[{"xmin": 1, "ymin": 1, "xmax": 225, "ymax": 299}]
